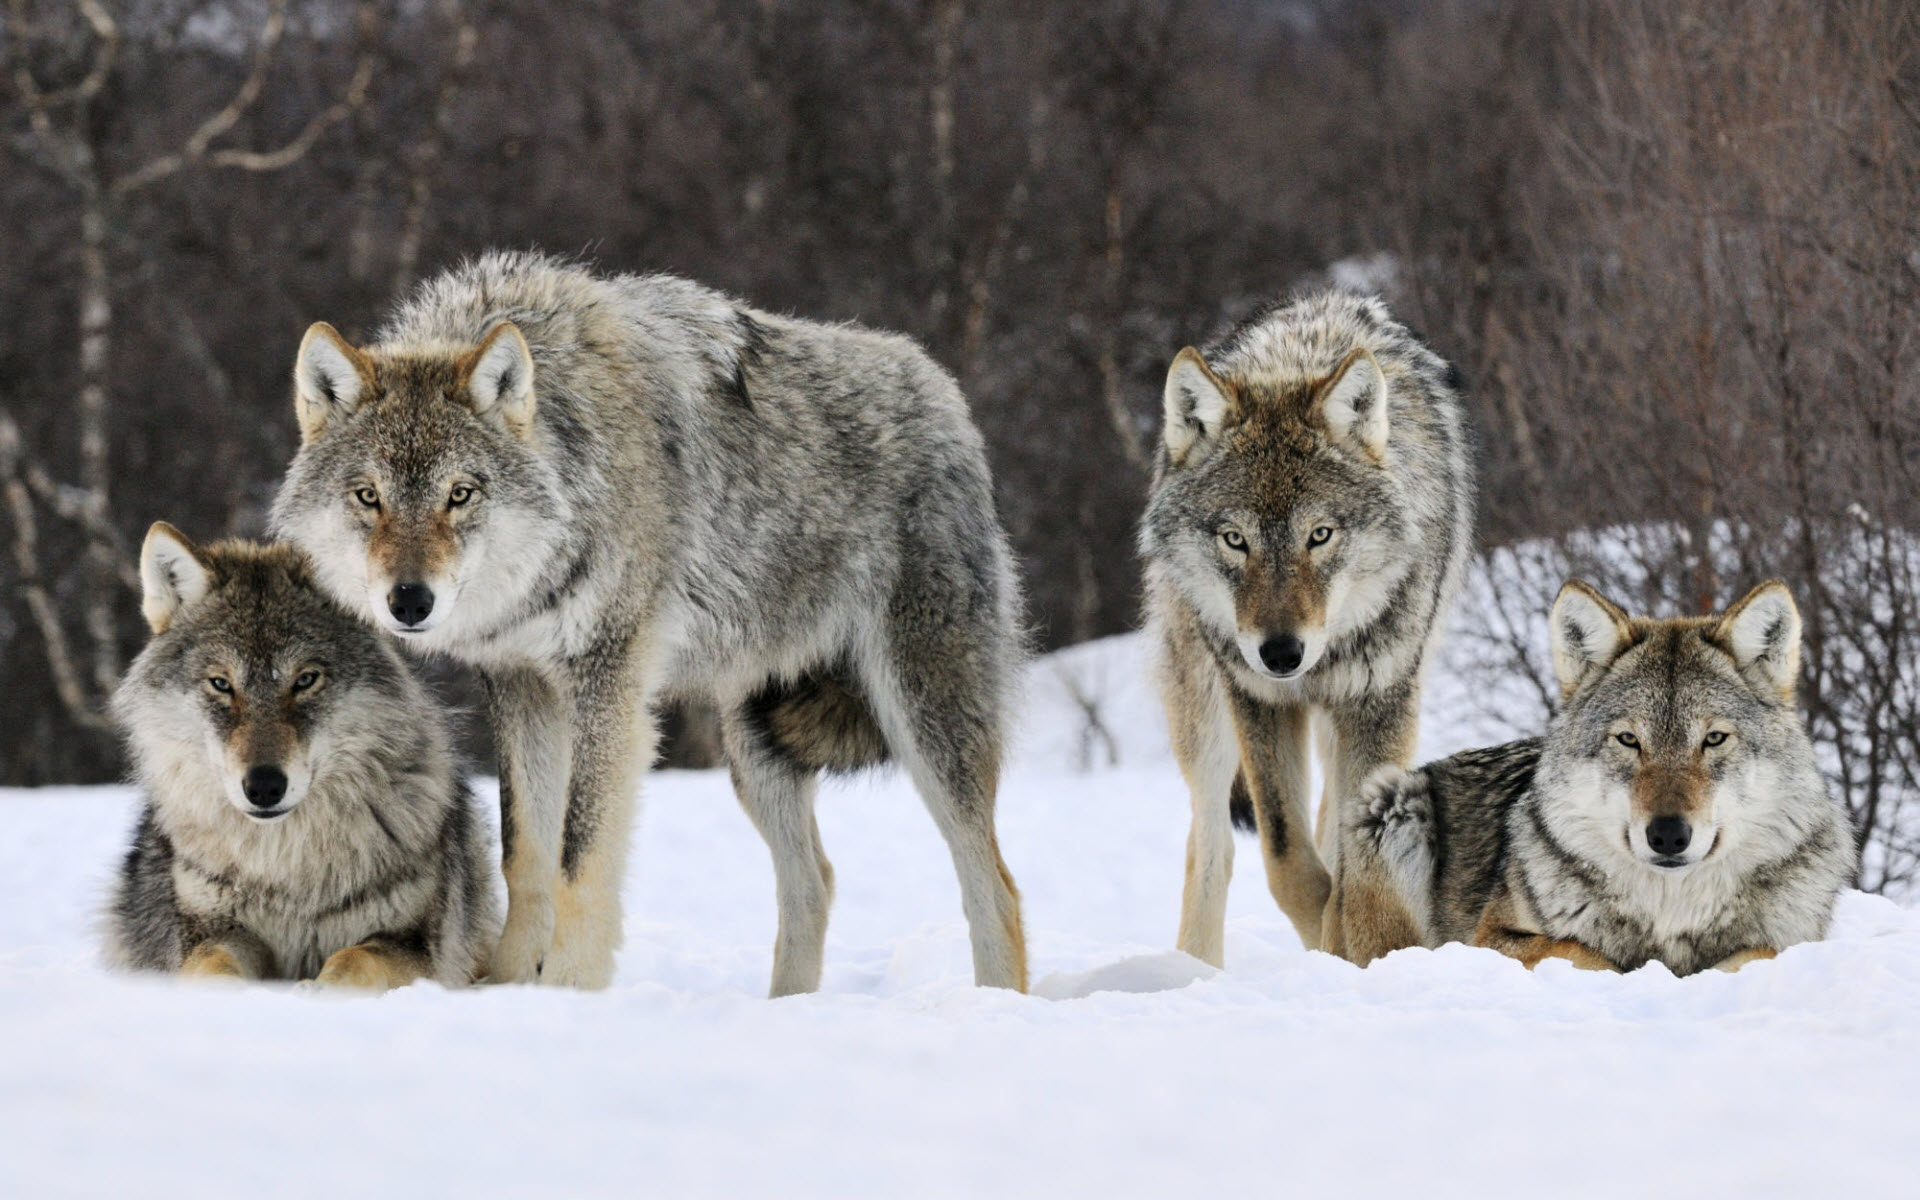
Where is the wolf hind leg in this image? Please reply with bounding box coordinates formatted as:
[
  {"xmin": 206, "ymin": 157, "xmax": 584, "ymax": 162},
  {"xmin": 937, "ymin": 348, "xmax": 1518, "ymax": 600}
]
[
  {"xmin": 861, "ymin": 637, "xmax": 1027, "ymax": 992},
  {"xmin": 1162, "ymin": 642, "xmax": 1240, "ymax": 967},
  {"xmin": 723, "ymin": 705, "xmax": 835, "ymax": 997},
  {"xmin": 1343, "ymin": 765, "xmax": 1436, "ymax": 942}
]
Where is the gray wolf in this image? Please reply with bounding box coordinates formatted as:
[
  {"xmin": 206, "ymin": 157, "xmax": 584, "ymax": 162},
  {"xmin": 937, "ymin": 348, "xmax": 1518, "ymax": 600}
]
[
  {"xmin": 1349, "ymin": 579, "xmax": 1857, "ymax": 974},
  {"xmin": 105, "ymin": 524, "xmax": 498, "ymax": 989},
  {"xmin": 1138, "ymin": 291, "xmax": 1473, "ymax": 966},
  {"xmin": 271, "ymin": 251, "xmax": 1027, "ymax": 994}
]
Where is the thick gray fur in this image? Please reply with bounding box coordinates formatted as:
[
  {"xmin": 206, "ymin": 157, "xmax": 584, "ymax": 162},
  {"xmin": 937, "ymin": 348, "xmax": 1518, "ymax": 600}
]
[
  {"xmin": 106, "ymin": 539, "xmax": 497, "ymax": 986},
  {"xmin": 271, "ymin": 251, "xmax": 1028, "ymax": 993}
]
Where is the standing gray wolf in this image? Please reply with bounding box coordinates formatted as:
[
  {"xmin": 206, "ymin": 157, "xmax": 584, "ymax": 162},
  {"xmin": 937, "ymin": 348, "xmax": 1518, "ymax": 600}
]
[
  {"xmin": 271, "ymin": 251, "xmax": 1026, "ymax": 994},
  {"xmin": 1139, "ymin": 292, "xmax": 1472, "ymax": 967},
  {"xmin": 1348, "ymin": 579, "xmax": 1856, "ymax": 974},
  {"xmin": 105, "ymin": 525, "xmax": 498, "ymax": 989}
]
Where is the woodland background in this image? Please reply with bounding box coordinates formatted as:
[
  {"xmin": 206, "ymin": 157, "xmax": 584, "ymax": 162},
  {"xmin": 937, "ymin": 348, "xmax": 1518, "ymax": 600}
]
[{"xmin": 3, "ymin": 1, "xmax": 1916, "ymax": 890}]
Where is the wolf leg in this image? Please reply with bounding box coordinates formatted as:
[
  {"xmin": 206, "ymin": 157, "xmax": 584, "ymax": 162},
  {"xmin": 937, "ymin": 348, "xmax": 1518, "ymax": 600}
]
[
  {"xmin": 542, "ymin": 639, "xmax": 652, "ymax": 990},
  {"xmin": 481, "ymin": 666, "xmax": 573, "ymax": 984},
  {"xmin": 864, "ymin": 639, "xmax": 1026, "ymax": 992},
  {"xmin": 723, "ymin": 707, "xmax": 834, "ymax": 997},
  {"xmin": 180, "ymin": 934, "xmax": 272, "ymax": 981},
  {"xmin": 1712, "ymin": 947, "xmax": 1778, "ymax": 972},
  {"xmin": 1162, "ymin": 639, "xmax": 1239, "ymax": 967},
  {"xmin": 1323, "ymin": 687, "xmax": 1423, "ymax": 964},
  {"xmin": 1227, "ymin": 693, "xmax": 1331, "ymax": 951},
  {"xmin": 316, "ymin": 937, "xmax": 431, "ymax": 991}
]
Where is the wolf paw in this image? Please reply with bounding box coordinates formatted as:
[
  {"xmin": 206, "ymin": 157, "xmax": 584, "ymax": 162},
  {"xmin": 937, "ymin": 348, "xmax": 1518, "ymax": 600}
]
[
  {"xmin": 315, "ymin": 946, "xmax": 390, "ymax": 991},
  {"xmin": 489, "ymin": 903, "xmax": 555, "ymax": 984},
  {"xmin": 535, "ymin": 940, "xmax": 616, "ymax": 990}
]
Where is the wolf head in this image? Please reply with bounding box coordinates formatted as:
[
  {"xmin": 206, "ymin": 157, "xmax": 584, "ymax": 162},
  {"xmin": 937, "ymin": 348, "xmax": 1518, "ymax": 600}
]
[
  {"xmin": 1540, "ymin": 578, "xmax": 1822, "ymax": 874},
  {"xmin": 114, "ymin": 525, "xmax": 426, "ymax": 822},
  {"xmin": 1142, "ymin": 337, "xmax": 1411, "ymax": 682},
  {"xmin": 269, "ymin": 320, "xmax": 570, "ymax": 646}
]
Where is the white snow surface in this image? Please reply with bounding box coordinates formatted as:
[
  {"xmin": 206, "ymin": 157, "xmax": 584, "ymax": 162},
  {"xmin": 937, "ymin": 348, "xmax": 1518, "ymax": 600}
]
[{"xmin": 4, "ymin": 633, "xmax": 1918, "ymax": 1198}]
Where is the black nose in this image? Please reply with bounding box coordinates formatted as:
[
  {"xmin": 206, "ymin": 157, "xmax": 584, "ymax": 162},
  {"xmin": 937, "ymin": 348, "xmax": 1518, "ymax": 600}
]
[
  {"xmin": 1647, "ymin": 815, "xmax": 1692, "ymax": 856},
  {"xmin": 1259, "ymin": 634, "xmax": 1306, "ymax": 675},
  {"xmin": 242, "ymin": 765, "xmax": 288, "ymax": 808},
  {"xmin": 387, "ymin": 582, "xmax": 435, "ymax": 626}
]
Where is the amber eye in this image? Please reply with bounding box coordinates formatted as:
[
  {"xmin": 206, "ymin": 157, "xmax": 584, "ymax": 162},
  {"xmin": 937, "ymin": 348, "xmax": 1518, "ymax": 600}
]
[
  {"xmin": 1308, "ymin": 526, "xmax": 1334, "ymax": 547},
  {"xmin": 1703, "ymin": 730, "xmax": 1729, "ymax": 748},
  {"xmin": 353, "ymin": 487, "xmax": 381, "ymax": 509},
  {"xmin": 1220, "ymin": 530, "xmax": 1248, "ymax": 553},
  {"xmin": 208, "ymin": 676, "xmax": 233, "ymax": 695},
  {"xmin": 291, "ymin": 670, "xmax": 321, "ymax": 693},
  {"xmin": 448, "ymin": 484, "xmax": 475, "ymax": 507},
  {"xmin": 1614, "ymin": 731, "xmax": 1639, "ymax": 749}
]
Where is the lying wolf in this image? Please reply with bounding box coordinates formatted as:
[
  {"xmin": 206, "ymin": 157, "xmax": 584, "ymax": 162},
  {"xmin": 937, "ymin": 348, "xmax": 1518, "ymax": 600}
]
[
  {"xmin": 272, "ymin": 251, "xmax": 1026, "ymax": 993},
  {"xmin": 1139, "ymin": 292, "xmax": 1473, "ymax": 965},
  {"xmin": 1349, "ymin": 579, "xmax": 1856, "ymax": 974},
  {"xmin": 105, "ymin": 525, "xmax": 497, "ymax": 988}
]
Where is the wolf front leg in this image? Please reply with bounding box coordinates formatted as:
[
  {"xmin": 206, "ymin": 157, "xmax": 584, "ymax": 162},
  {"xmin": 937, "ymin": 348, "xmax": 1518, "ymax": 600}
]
[
  {"xmin": 1227, "ymin": 691, "xmax": 1332, "ymax": 952},
  {"xmin": 179, "ymin": 931, "xmax": 274, "ymax": 981},
  {"xmin": 316, "ymin": 936, "xmax": 431, "ymax": 991},
  {"xmin": 539, "ymin": 637, "xmax": 653, "ymax": 990},
  {"xmin": 1165, "ymin": 645, "xmax": 1242, "ymax": 968},
  {"xmin": 1321, "ymin": 685, "xmax": 1423, "ymax": 964},
  {"xmin": 1712, "ymin": 947, "xmax": 1778, "ymax": 972},
  {"xmin": 482, "ymin": 666, "xmax": 574, "ymax": 984}
]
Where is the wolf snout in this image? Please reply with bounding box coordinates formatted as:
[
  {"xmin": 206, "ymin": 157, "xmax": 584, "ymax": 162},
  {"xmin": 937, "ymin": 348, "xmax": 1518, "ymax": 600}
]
[
  {"xmin": 242, "ymin": 765, "xmax": 289, "ymax": 810},
  {"xmin": 387, "ymin": 582, "xmax": 436, "ymax": 627},
  {"xmin": 1258, "ymin": 634, "xmax": 1305, "ymax": 676},
  {"xmin": 1646, "ymin": 814, "xmax": 1692, "ymax": 861}
]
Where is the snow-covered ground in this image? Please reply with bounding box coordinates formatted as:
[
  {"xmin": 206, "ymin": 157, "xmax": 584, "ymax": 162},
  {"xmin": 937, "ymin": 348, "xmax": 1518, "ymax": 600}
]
[{"xmin": 3, "ymin": 634, "xmax": 1918, "ymax": 1198}]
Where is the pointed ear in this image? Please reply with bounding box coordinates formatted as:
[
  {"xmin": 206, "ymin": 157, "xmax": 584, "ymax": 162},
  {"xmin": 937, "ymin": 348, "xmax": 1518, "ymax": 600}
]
[
  {"xmin": 1550, "ymin": 580, "xmax": 1636, "ymax": 701},
  {"xmin": 1316, "ymin": 346, "xmax": 1390, "ymax": 458},
  {"xmin": 458, "ymin": 323, "xmax": 537, "ymax": 438},
  {"xmin": 140, "ymin": 522, "xmax": 212, "ymax": 634},
  {"xmin": 1162, "ymin": 348, "xmax": 1237, "ymax": 465},
  {"xmin": 1713, "ymin": 580, "xmax": 1802, "ymax": 700},
  {"xmin": 294, "ymin": 322, "xmax": 373, "ymax": 444}
]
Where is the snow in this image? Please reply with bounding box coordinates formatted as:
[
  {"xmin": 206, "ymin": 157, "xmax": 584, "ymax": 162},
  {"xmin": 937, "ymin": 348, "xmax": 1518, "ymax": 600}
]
[{"xmin": 3, "ymin": 634, "xmax": 1918, "ymax": 1198}]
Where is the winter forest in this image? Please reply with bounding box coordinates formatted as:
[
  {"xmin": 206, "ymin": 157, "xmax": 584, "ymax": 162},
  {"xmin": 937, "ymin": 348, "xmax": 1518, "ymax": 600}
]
[{"xmin": 6, "ymin": 0, "xmax": 1917, "ymax": 890}]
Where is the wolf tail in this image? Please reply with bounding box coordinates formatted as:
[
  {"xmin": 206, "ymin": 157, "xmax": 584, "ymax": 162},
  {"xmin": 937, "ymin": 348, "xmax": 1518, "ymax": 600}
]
[
  {"xmin": 750, "ymin": 669, "xmax": 892, "ymax": 774},
  {"xmin": 1228, "ymin": 773, "xmax": 1257, "ymax": 833}
]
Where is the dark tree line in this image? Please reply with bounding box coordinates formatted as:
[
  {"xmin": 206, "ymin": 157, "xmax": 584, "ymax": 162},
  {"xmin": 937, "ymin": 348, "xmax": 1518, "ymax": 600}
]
[{"xmin": 4, "ymin": 0, "xmax": 1917, "ymax": 890}]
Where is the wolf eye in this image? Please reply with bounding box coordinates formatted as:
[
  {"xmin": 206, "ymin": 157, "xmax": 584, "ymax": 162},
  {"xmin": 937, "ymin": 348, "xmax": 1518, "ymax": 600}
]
[
  {"xmin": 1219, "ymin": 529, "xmax": 1248, "ymax": 553},
  {"xmin": 1614, "ymin": 731, "xmax": 1639, "ymax": 749},
  {"xmin": 207, "ymin": 676, "xmax": 233, "ymax": 695},
  {"xmin": 353, "ymin": 487, "xmax": 381, "ymax": 509},
  {"xmin": 291, "ymin": 670, "xmax": 321, "ymax": 693},
  {"xmin": 447, "ymin": 484, "xmax": 475, "ymax": 507},
  {"xmin": 1703, "ymin": 731, "xmax": 1729, "ymax": 748},
  {"xmin": 1307, "ymin": 526, "xmax": 1334, "ymax": 547}
]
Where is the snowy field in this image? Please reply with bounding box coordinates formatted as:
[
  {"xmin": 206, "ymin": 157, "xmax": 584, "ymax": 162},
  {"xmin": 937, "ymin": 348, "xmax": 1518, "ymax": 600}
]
[{"xmin": 3, "ymin": 634, "xmax": 1919, "ymax": 1198}]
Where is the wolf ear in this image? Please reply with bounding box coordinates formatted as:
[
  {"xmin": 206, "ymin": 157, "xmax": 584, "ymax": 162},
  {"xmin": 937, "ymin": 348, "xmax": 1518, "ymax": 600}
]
[
  {"xmin": 1316, "ymin": 347, "xmax": 1390, "ymax": 458},
  {"xmin": 458, "ymin": 323, "xmax": 537, "ymax": 438},
  {"xmin": 1714, "ymin": 580, "xmax": 1802, "ymax": 701},
  {"xmin": 1162, "ymin": 348, "xmax": 1236, "ymax": 465},
  {"xmin": 140, "ymin": 522, "xmax": 212, "ymax": 634},
  {"xmin": 1550, "ymin": 580, "xmax": 1635, "ymax": 701},
  {"xmin": 294, "ymin": 322, "xmax": 373, "ymax": 444}
]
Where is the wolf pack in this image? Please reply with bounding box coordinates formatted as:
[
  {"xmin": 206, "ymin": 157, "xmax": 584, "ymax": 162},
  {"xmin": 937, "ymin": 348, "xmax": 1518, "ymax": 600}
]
[{"xmin": 101, "ymin": 252, "xmax": 1856, "ymax": 994}]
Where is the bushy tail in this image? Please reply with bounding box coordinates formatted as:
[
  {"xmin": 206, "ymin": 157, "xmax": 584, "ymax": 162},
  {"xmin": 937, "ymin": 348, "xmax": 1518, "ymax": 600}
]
[{"xmin": 1228, "ymin": 773, "xmax": 1256, "ymax": 833}]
